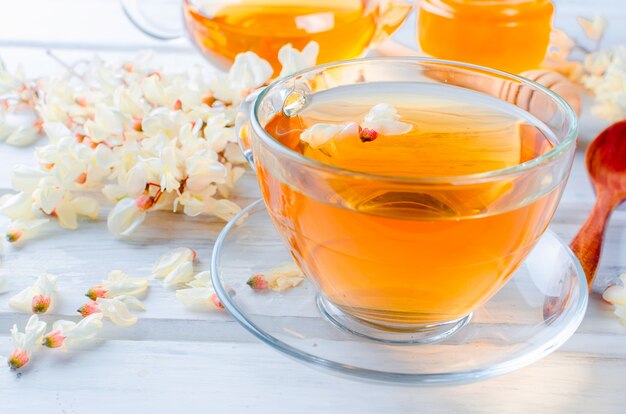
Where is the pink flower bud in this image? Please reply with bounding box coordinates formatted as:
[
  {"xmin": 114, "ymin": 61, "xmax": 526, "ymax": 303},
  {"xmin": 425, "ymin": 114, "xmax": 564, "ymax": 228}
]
[
  {"xmin": 135, "ymin": 194, "xmax": 154, "ymax": 211},
  {"xmin": 86, "ymin": 285, "xmax": 108, "ymax": 300},
  {"xmin": 42, "ymin": 330, "xmax": 66, "ymax": 348},
  {"xmin": 7, "ymin": 349, "xmax": 29, "ymax": 370},
  {"xmin": 210, "ymin": 293, "xmax": 224, "ymax": 309},
  {"xmin": 246, "ymin": 274, "xmax": 269, "ymax": 291},
  {"xmin": 31, "ymin": 294, "xmax": 51, "ymax": 314},
  {"xmin": 359, "ymin": 127, "xmax": 378, "ymax": 143},
  {"xmin": 78, "ymin": 301, "xmax": 101, "ymax": 317}
]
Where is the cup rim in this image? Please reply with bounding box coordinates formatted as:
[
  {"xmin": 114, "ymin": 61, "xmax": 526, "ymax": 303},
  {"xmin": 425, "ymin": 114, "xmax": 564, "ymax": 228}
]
[{"xmin": 251, "ymin": 57, "xmax": 578, "ymax": 184}]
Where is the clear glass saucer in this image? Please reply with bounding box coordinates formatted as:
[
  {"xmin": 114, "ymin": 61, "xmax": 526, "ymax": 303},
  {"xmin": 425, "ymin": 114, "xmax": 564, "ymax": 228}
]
[{"xmin": 211, "ymin": 199, "xmax": 588, "ymax": 385}]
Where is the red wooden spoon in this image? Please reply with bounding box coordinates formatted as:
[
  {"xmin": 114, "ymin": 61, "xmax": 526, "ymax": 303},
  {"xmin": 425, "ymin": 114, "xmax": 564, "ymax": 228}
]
[{"xmin": 570, "ymin": 120, "xmax": 626, "ymax": 291}]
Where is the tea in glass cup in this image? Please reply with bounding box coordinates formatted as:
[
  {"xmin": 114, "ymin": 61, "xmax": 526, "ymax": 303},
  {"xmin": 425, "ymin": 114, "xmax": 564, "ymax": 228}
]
[
  {"xmin": 237, "ymin": 59, "xmax": 577, "ymax": 341},
  {"xmin": 123, "ymin": 0, "xmax": 414, "ymax": 71}
]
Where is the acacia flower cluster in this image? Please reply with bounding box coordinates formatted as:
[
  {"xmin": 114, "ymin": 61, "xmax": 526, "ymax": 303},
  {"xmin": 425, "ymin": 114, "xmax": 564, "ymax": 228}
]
[{"xmin": 0, "ymin": 42, "xmax": 320, "ymax": 239}]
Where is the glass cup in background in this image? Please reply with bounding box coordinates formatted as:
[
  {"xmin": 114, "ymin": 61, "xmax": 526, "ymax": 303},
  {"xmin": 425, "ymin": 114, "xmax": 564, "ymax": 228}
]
[
  {"xmin": 122, "ymin": 0, "xmax": 415, "ymax": 71},
  {"xmin": 236, "ymin": 58, "xmax": 577, "ymax": 342},
  {"xmin": 418, "ymin": 0, "xmax": 554, "ymax": 73}
]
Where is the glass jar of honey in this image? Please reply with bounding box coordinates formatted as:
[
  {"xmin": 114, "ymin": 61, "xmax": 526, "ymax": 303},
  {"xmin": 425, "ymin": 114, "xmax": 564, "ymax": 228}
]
[{"xmin": 418, "ymin": 0, "xmax": 554, "ymax": 73}]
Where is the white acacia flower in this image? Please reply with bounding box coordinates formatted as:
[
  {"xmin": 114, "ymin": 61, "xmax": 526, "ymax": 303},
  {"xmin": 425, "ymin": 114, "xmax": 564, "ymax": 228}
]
[
  {"xmin": 159, "ymin": 144, "xmax": 184, "ymax": 192},
  {"xmin": 6, "ymin": 218, "xmax": 49, "ymax": 243},
  {"xmin": 173, "ymin": 186, "xmax": 217, "ymax": 217},
  {"xmin": 83, "ymin": 103, "xmax": 123, "ymax": 143},
  {"xmin": 0, "ymin": 191, "xmax": 35, "ymax": 220},
  {"xmin": 300, "ymin": 122, "xmax": 359, "ymax": 149},
  {"xmin": 78, "ymin": 298, "xmax": 140, "ymax": 327},
  {"xmin": 4, "ymin": 126, "xmax": 39, "ymax": 147},
  {"xmin": 152, "ymin": 247, "xmax": 196, "ymax": 288},
  {"xmin": 175, "ymin": 271, "xmax": 223, "ymax": 311},
  {"xmin": 578, "ymin": 15, "xmax": 608, "ymax": 41},
  {"xmin": 185, "ymin": 152, "xmax": 227, "ymax": 192},
  {"xmin": 11, "ymin": 165, "xmax": 47, "ymax": 193},
  {"xmin": 247, "ymin": 262, "xmax": 305, "ymax": 292},
  {"xmin": 361, "ymin": 103, "xmax": 413, "ymax": 135},
  {"xmin": 210, "ymin": 52, "xmax": 273, "ymax": 103},
  {"xmin": 86, "ymin": 270, "xmax": 149, "ymax": 300},
  {"xmin": 278, "ymin": 41, "xmax": 320, "ymax": 77},
  {"xmin": 9, "ymin": 273, "xmax": 58, "ymax": 314},
  {"xmin": 107, "ymin": 196, "xmax": 148, "ymax": 236},
  {"xmin": 8, "ymin": 315, "xmax": 47, "ymax": 369},
  {"xmin": 42, "ymin": 313, "xmax": 103, "ymax": 350}
]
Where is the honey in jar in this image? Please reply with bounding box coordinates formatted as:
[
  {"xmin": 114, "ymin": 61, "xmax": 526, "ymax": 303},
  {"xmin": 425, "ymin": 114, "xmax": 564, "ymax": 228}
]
[{"xmin": 418, "ymin": 0, "xmax": 554, "ymax": 73}]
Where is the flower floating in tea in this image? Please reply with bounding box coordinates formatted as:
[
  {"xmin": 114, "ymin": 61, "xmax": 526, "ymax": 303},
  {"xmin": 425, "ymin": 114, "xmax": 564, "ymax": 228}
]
[{"xmin": 299, "ymin": 103, "xmax": 411, "ymax": 149}]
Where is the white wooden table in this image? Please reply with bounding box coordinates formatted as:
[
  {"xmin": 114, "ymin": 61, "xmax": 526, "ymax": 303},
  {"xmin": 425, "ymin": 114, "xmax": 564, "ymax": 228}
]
[{"xmin": 0, "ymin": 1, "xmax": 625, "ymax": 412}]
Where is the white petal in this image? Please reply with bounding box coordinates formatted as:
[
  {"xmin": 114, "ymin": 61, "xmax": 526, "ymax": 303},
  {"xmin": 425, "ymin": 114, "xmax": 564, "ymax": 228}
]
[
  {"xmin": 96, "ymin": 297, "xmax": 138, "ymax": 327},
  {"xmin": 361, "ymin": 103, "xmax": 412, "ymax": 135},
  {"xmin": 162, "ymin": 261, "xmax": 195, "ymax": 289},
  {"xmin": 104, "ymin": 270, "xmax": 149, "ymax": 297},
  {"xmin": 23, "ymin": 315, "xmax": 47, "ymax": 349},
  {"xmin": 5, "ymin": 126, "xmax": 39, "ymax": 147},
  {"xmin": 279, "ymin": 41, "xmax": 319, "ymax": 77},
  {"xmin": 188, "ymin": 270, "xmax": 212, "ymax": 288},
  {"xmin": 229, "ymin": 52, "xmax": 273, "ymax": 91},
  {"xmin": 213, "ymin": 199, "xmax": 241, "ymax": 222},
  {"xmin": 176, "ymin": 287, "xmax": 215, "ymax": 311},
  {"xmin": 42, "ymin": 122, "xmax": 72, "ymax": 142},
  {"xmin": 113, "ymin": 295, "xmax": 145, "ymax": 311},
  {"xmin": 11, "ymin": 165, "xmax": 47, "ymax": 193},
  {"xmin": 55, "ymin": 200, "xmax": 78, "ymax": 229},
  {"xmin": 107, "ymin": 197, "xmax": 147, "ymax": 236},
  {"xmin": 70, "ymin": 196, "xmax": 100, "ymax": 220},
  {"xmin": 35, "ymin": 178, "xmax": 63, "ymax": 214},
  {"xmin": 8, "ymin": 287, "xmax": 34, "ymax": 313},
  {"xmin": 0, "ymin": 192, "xmax": 34, "ymax": 220},
  {"xmin": 152, "ymin": 247, "xmax": 195, "ymax": 279},
  {"xmin": 300, "ymin": 122, "xmax": 359, "ymax": 148}
]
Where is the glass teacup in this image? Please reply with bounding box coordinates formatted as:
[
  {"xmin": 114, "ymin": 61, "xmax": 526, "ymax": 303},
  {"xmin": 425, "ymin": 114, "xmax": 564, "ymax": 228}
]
[
  {"xmin": 122, "ymin": 0, "xmax": 414, "ymax": 71},
  {"xmin": 236, "ymin": 58, "xmax": 577, "ymax": 342}
]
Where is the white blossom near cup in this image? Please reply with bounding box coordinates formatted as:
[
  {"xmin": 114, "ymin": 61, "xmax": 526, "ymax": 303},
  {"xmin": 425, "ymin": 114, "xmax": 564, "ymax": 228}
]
[
  {"xmin": 78, "ymin": 297, "xmax": 141, "ymax": 327},
  {"xmin": 209, "ymin": 52, "xmax": 273, "ymax": 104},
  {"xmin": 278, "ymin": 41, "xmax": 320, "ymax": 77},
  {"xmin": 175, "ymin": 271, "xmax": 223, "ymax": 311},
  {"xmin": 152, "ymin": 247, "xmax": 196, "ymax": 288},
  {"xmin": 85, "ymin": 270, "xmax": 149, "ymax": 300},
  {"xmin": 9, "ymin": 273, "xmax": 58, "ymax": 314},
  {"xmin": 42, "ymin": 313, "xmax": 104, "ymax": 350},
  {"xmin": 8, "ymin": 315, "xmax": 47, "ymax": 370}
]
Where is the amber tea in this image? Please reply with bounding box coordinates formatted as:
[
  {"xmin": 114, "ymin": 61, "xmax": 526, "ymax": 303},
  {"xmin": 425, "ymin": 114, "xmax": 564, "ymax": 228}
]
[
  {"xmin": 258, "ymin": 82, "xmax": 562, "ymax": 326},
  {"xmin": 183, "ymin": 0, "xmax": 412, "ymax": 72}
]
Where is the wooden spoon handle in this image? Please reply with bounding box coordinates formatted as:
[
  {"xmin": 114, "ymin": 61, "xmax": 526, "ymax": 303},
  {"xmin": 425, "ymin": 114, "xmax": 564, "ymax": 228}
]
[{"xmin": 569, "ymin": 191, "xmax": 619, "ymax": 291}]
